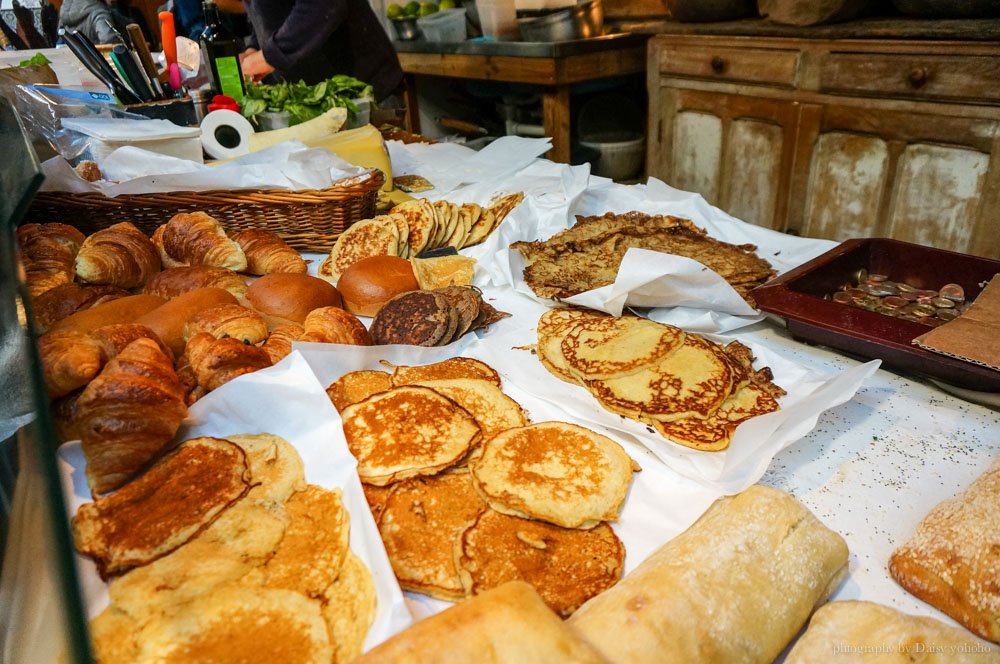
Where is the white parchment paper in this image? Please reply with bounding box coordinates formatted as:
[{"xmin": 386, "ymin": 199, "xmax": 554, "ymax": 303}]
[{"xmin": 57, "ymin": 351, "xmax": 413, "ymax": 652}]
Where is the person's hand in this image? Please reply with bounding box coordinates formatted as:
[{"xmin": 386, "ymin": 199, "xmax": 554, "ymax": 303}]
[{"xmin": 241, "ymin": 49, "xmax": 274, "ymax": 82}]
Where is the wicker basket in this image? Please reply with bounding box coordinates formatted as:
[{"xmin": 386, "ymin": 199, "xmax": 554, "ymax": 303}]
[{"xmin": 24, "ymin": 169, "xmax": 385, "ymax": 253}]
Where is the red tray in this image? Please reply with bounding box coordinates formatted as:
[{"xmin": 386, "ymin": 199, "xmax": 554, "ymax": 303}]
[{"xmin": 752, "ymin": 238, "xmax": 1000, "ymax": 392}]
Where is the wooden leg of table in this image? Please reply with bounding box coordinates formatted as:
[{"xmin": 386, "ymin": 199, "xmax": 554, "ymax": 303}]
[
  {"xmin": 403, "ymin": 74, "xmax": 421, "ymax": 134},
  {"xmin": 542, "ymin": 86, "xmax": 571, "ymax": 163}
]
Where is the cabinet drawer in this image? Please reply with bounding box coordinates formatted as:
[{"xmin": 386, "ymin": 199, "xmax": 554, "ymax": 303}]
[
  {"xmin": 658, "ymin": 45, "xmax": 800, "ymax": 87},
  {"xmin": 820, "ymin": 53, "xmax": 1000, "ymax": 103}
]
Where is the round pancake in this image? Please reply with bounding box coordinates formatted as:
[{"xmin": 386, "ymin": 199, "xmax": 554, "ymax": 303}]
[
  {"xmin": 560, "ymin": 316, "xmax": 685, "ymax": 381},
  {"xmin": 433, "ymin": 200, "xmax": 458, "ymax": 248},
  {"xmin": 434, "ymin": 286, "xmax": 482, "ymax": 342},
  {"xmin": 488, "ymin": 192, "xmax": 524, "ymax": 227},
  {"xmin": 362, "ymin": 481, "xmax": 397, "ymax": 524},
  {"xmin": 470, "ymin": 422, "xmax": 633, "ymax": 529},
  {"xmin": 387, "ymin": 212, "xmax": 410, "ymax": 257},
  {"xmin": 251, "ymin": 485, "xmax": 350, "ymax": 597},
  {"xmin": 650, "ymin": 383, "xmax": 780, "ymax": 451},
  {"xmin": 587, "ymin": 334, "xmax": 734, "ymax": 422},
  {"xmin": 90, "ymin": 605, "xmax": 142, "ymax": 663},
  {"xmin": 464, "ymin": 207, "xmax": 495, "ymax": 248},
  {"xmin": 371, "ymin": 291, "xmax": 456, "ymax": 346},
  {"xmin": 341, "ymin": 386, "xmax": 481, "ymax": 485},
  {"xmin": 379, "ymin": 470, "xmax": 486, "ymax": 600},
  {"xmin": 325, "ymin": 217, "xmax": 400, "ymax": 283},
  {"xmin": 391, "ymin": 200, "xmax": 435, "ymax": 255},
  {"xmin": 456, "ymin": 509, "xmax": 624, "ymax": 618},
  {"xmin": 72, "ymin": 437, "xmax": 251, "ymax": 577},
  {"xmin": 326, "ymin": 370, "xmax": 393, "ymax": 412},
  {"xmin": 536, "ymin": 308, "xmax": 598, "ymax": 384},
  {"xmin": 447, "ymin": 203, "xmax": 475, "ymax": 248},
  {"xmin": 320, "ymin": 551, "xmax": 377, "ymax": 664},
  {"xmin": 413, "ymin": 378, "xmax": 528, "ymax": 451},
  {"xmin": 227, "ymin": 433, "xmax": 306, "ymax": 504},
  {"xmin": 389, "ymin": 357, "xmax": 502, "ymax": 388},
  {"xmin": 136, "ymin": 584, "xmax": 333, "ymax": 663}
]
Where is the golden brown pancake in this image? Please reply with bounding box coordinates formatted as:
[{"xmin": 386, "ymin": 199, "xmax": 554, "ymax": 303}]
[
  {"xmin": 389, "ymin": 357, "xmax": 502, "ymax": 388},
  {"xmin": 248, "ymin": 485, "xmax": 350, "ymax": 598},
  {"xmin": 392, "ymin": 200, "xmax": 436, "ymax": 255},
  {"xmin": 456, "ymin": 509, "xmax": 625, "ymax": 618},
  {"xmin": 433, "ymin": 200, "xmax": 459, "ymax": 248},
  {"xmin": 464, "ymin": 207, "xmax": 496, "ymax": 248},
  {"xmin": 73, "ymin": 437, "xmax": 251, "ymax": 578},
  {"xmin": 90, "ymin": 605, "xmax": 142, "ymax": 663},
  {"xmin": 341, "ymin": 386, "xmax": 481, "ymax": 485},
  {"xmin": 414, "ymin": 378, "xmax": 528, "ymax": 451},
  {"xmin": 227, "ymin": 433, "xmax": 306, "ymax": 504},
  {"xmin": 135, "ymin": 585, "xmax": 333, "ymax": 663},
  {"xmin": 320, "ymin": 551, "xmax": 378, "ymax": 664},
  {"xmin": 560, "ymin": 315, "xmax": 686, "ymax": 381},
  {"xmin": 536, "ymin": 308, "xmax": 596, "ymax": 383},
  {"xmin": 324, "ymin": 216, "xmax": 400, "ymax": 283},
  {"xmin": 587, "ymin": 334, "xmax": 734, "ymax": 422},
  {"xmin": 326, "ymin": 370, "xmax": 393, "ymax": 412},
  {"xmin": 379, "ymin": 470, "xmax": 486, "ymax": 600},
  {"xmin": 362, "ymin": 481, "xmax": 396, "ymax": 524},
  {"xmin": 470, "ymin": 422, "xmax": 634, "ymax": 529},
  {"xmin": 650, "ymin": 383, "xmax": 780, "ymax": 451}
]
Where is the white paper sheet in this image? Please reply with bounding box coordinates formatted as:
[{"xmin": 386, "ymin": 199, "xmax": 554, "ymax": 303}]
[
  {"xmin": 41, "ymin": 140, "xmax": 370, "ymax": 196},
  {"xmin": 56, "ymin": 351, "xmax": 413, "ymax": 652}
]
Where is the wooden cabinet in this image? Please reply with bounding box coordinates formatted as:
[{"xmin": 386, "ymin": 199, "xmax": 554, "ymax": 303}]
[{"xmin": 647, "ymin": 34, "xmax": 1000, "ymax": 258}]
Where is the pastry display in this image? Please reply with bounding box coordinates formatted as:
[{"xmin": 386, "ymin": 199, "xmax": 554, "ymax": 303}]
[
  {"xmin": 511, "ymin": 211, "xmax": 776, "ymax": 307},
  {"xmin": 536, "ymin": 308, "xmax": 784, "ymax": 451},
  {"xmin": 889, "ymin": 460, "xmax": 1000, "ymax": 643},
  {"xmin": 568, "ymin": 485, "xmax": 849, "ymax": 664}
]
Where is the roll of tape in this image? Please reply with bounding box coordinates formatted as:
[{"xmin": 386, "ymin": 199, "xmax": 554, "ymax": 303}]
[{"xmin": 200, "ymin": 109, "xmax": 254, "ymax": 160}]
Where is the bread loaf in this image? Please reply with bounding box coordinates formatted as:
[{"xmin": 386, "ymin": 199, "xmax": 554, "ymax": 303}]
[
  {"xmin": 152, "ymin": 212, "xmax": 247, "ymax": 271},
  {"xmin": 75, "ymin": 222, "xmax": 161, "ymax": 288},
  {"xmin": 300, "ymin": 306, "xmax": 372, "ymax": 345},
  {"xmin": 49, "ymin": 295, "xmax": 167, "ymax": 335},
  {"xmin": 135, "ymin": 287, "xmax": 239, "ymax": 357},
  {"xmin": 568, "ymin": 485, "xmax": 849, "ymax": 664},
  {"xmin": 245, "ymin": 273, "xmax": 344, "ymax": 329},
  {"xmin": 143, "ymin": 266, "xmax": 247, "ymax": 300},
  {"xmin": 337, "ymin": 255, "xmax": 420, "ymax": 317},
  {"xmin": 230, "ymin": 229, "xmax": 307, "ymax": 275}
]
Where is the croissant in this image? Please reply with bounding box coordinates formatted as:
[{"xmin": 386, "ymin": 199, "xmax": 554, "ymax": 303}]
[
  {"xmin": 90, "ymin": 323, "xmax": 173, "ymax": 363},
  {"xmin": 75, "ymin": 222, "xmax": 161, "ymax": 289},
  {"xmin": 184, "ymin": 332, "xmax": 273, "ymax": 393},
  {"xmin": 152, "ymin": 212, "xmax": 247, "ymax": 271},
  {"xmin": 17, "ymin": 223, "xmax": 86, "ymax": 297},
  {"xmin": 230, "ymin": 229, "xmax": 307, "ymax": 275},
  {"xmin": 182, "ymin": 304, "xmax": 268, "ymax": 345},
  {"xmin": 261, "ymin": 324, "xmax": 304, "ymax": 364},
  {"xmin": 174, "ymin": 349, "xmax": 205, "ymax": 406},
  {"xmin": 32, "ymin": 283, "xmax": 129, "ymax": 333},
  {"xmin": 51, "ymin": 390, "xmax": 83, "ymax": 444},
  {"xmin": 143, "ymin": 266, "xmax": 248, "ymax": 300},
  {"xmin": 38, "ymin": 329, "xmax": 104, "ymax": 398},
  {"xmin": 76, "ymin": 337, "xmax": 188, "ymax": 494},
  {"xmin": 300, "ymin": 306, "xmax": 373, "ymax": 345}
]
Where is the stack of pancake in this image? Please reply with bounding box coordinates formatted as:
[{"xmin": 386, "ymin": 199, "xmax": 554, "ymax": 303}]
[
  {"xmin": 329, "ymin": 357, "xmax": 636, "ymax": 617},
  {"xmin": 536, "ymin": 308, "xmax": 786, "ymax": 452},
  {"xmin": 320, "ymin": 193, "xmax": 524, "ymax": 283},
  {"xmin": 74, "ymin": 434, "xmax": 376, "ymax": 664},
  {"xmin": 370, "ymin": 286, "xmax": 509, "ymax": 346}
]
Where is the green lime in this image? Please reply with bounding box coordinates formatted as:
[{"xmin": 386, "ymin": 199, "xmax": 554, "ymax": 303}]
[
  {"xmin": 439, "ymin": 0, "xmax": 456, "ymax": 9},
  {"xmin": 403, "ymin": 1, "xmax": 420, "ymax": 16},
  {"xmin": 386, "ymin": 3, "xmax": 403, "ymax": 18},
  {"xmin": 418, "ymin": 1, "xmax": 438, "ymax": 15}
]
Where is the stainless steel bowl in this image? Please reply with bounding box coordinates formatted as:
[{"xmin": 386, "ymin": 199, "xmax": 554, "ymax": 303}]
[
  {"xmin": 391, "ymin": 17, "xmax": 422, "ymax": 41},
  {"xmin": 517, "ymin": 0, "xmax": 603, "ymax": 42}
]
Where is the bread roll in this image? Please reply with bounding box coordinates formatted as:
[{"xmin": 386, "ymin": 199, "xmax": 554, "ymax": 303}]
[
  {"xmin": 354, "ymin": 581, "xmax": 608, "ymax": 664},
  {"xmin": 245, "ymin": 273, "xmax": 344, "ymax": 329},
  {"xmin": 48, "ymin": 295, "xmax": 167, "ymax": 335},
  {"xmin": 567, "ymin": 485, "xmax": 849, "ymax": 664},
  {"xmin": 135, "ymin": 288, "xmax": 238, "ymax": 357},
  {"xmin": 786, "ymin": 601, "xmax": 998, "ymax": 663},
  {"xmin": 337, "ymin": 255, "xmax": 420, "ymax": 317}
]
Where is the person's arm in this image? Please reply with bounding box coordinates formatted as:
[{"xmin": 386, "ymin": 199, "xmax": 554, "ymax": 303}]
[{"xmin": 258, "ymin": 0, "xmax": 348, "ymax": 73}]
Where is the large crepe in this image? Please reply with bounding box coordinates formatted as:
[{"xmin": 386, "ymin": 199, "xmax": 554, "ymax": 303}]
[{"xmin": 568, "ymin": 484, "xmax": 849, "ymax": 664}]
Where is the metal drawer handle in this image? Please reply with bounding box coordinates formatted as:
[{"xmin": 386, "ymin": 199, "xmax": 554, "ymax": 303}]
[
  {"xmin": 710, "ymin": 56, "xmax": 726, "ymax": 74},
  {"xmin": 908, "ymin": 67, "xmax": 929, "ymax": 88}
]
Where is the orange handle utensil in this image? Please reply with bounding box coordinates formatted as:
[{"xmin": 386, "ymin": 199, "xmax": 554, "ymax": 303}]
[{"xmin": 159, "ymin": 11, "xmax": 177, "ymax": 67}]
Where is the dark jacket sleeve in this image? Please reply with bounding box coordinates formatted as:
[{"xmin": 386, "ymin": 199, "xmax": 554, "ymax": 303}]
[{"xmin": 259, "ymin": 0, "xmax": 347, "ymax": 72}]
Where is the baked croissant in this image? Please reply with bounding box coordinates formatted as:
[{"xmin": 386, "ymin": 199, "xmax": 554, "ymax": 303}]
[
  {"xmin": 51, "ymin": 390, "xmax": 83, "ymax": 444},
  {"xmin": 75, "ymin": 222, "xmax": 162, "ymax": 289},
  {"xmin": 152, "ymin": 212, "xmax": 247, "ymax": 271},
  {"xmin": 17, "ymin": 223, "xmax": 86, "ymax": 297},
  {"xmin": 262, "ymin": 324, "xmax": 303, "ymax": 363},
  {"xmin": 184, "ymin": 332, "xmax": 273, "ymax": 393},
  {"xmin": 90, "ymin": 323, "xmax": 173, "ymax": 363},
  {"xmin": 230, "ymin": 229, "xmax": 307, "ymax": 275},
  {"xmin": 32, "ymin": 283, "xmax": 129, "ymax": 333},
  {"xmin": 300, "ymin": 306, "xmax": 373, "ymax": 345},
  {"xmin": 143, "ymin": 265, "xmax": 248, "ymax": 300},
  {"xmin": 38, "ymin": 329, "xmax": 104, "ymax": 398},
  {"xmin": 76, "ymin": 337, "xmax": 188, "ymax": 494},
  {"xmin": 182, "ymin": 304, "xmax": 268, "ymax": 345}
]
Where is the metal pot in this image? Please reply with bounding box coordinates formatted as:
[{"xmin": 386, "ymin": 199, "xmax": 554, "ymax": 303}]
[{"xmin": 517, "ymin": 0, "xmax": 603, "ymax": 42}]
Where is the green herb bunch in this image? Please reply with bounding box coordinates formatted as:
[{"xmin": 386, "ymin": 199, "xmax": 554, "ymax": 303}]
[{"xmin": 240, "ymin": 75, "xmax": 374, "ymax": 126}]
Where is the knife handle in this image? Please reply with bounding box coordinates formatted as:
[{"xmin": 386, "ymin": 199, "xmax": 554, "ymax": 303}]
[{"xmin": 159, "ymin": 11, "xmax": 177, "ymax": 66}]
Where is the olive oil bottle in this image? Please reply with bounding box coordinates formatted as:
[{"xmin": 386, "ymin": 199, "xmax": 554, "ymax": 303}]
[{"xmin": 200, "ymin": 0, "xmax": 245, "ymax": 101}]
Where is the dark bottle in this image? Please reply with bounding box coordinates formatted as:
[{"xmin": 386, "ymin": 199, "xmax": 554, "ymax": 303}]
[{"xmin": 200, "ymin": 0, "xmax": 245, "ymax": 102}]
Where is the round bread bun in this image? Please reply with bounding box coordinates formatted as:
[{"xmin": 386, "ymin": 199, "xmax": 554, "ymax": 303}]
[
  {"xmin": 245, "ymin": 273, "xmax": 344, "ymax": 328},
  {"xmin": 337, "ymin": 256, "xmax": 420, "ymax": 318}
]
